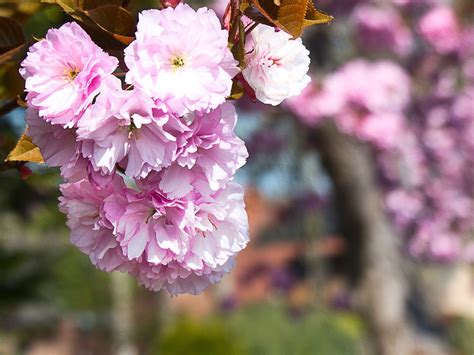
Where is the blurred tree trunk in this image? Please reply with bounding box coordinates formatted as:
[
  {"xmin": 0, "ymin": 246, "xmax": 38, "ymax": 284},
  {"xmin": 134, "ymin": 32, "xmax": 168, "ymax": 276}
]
[
  {"xmin": 313, "ymin": 122, "xmax": 413, "ymax": 355},
  {"xmin": 111, "ymin": 272, "xmax": 137, "ymax": 355}
]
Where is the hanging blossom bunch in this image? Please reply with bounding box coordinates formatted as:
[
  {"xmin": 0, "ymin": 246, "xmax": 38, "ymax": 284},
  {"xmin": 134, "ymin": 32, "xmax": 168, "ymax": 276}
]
[
  {"xmin": 19, "ymin": 2, "xmax": 313, "ymax": 294},
  {"xmin": 286, "ymin": 1, "xmax": 474, "ymax": 262}
]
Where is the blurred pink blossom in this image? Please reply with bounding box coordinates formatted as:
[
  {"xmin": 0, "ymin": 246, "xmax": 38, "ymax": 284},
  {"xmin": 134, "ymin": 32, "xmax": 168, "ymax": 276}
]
[
  {"xmin": 418, "ymin": 6, "xmax": 461, "ymax": 54},
  {"xmin": 323, "ymin": 60, "xmax": 410, "ymax": 148},
  {"xmin": 287, "ymin": 60, "xmax": 410, "ymax": 149},
  {"xmin": 352, "ymin": 4, "xmax": 413, "ymax": 56},
  {"xmin": 385, "ymin": 189, "xmax": 423, "ymax": 228},
  {"xmin": 284, "ymin": 82, "xmax": 328, "ymax": 126},
  {"xmin": 460, "ymin": 26, "xmax": 474, "ymax": 61},
  {"xmin": 379, "ymin": 69, "xmax": 473, "ymax": 262},
  {"xmin": 408, "ymin": 221, "xmax": 462, "ymax": 262},
  {"xmin": 211, "ymin": 0, "xmax": 228, "ymax": 17}
]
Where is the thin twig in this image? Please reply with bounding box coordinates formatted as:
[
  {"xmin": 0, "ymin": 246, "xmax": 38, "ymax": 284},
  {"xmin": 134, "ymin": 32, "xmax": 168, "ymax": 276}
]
[{"xmin": 245, "ymin": 22, "xmax": 258, "ymax": 36}]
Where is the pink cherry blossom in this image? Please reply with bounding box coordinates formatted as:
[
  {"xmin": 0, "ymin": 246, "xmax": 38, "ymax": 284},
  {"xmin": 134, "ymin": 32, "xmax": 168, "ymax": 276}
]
[
  {"xmin": 284, "ymin": 82, "xmax": 328, "ymax": 127},
  {"xmin": 350, "ymin": 112, "xmax": 405, "ymax": 149},
  {"xmin": 352, "ymin": 4, "xmax": 413, "ymax": 56},
  {"xmin": 289, "ymin": 60, "xmax": 410, "ymax": 148},
  {"xmin": 26, "ymin": 107, "xmax": 79, "ymax": 167},
  {"xmin": 124, "ymin": 4, "xmax": 239, "ymax": 116},
  {"xmin": 20, "ymin": 22, "xmax": 118, "ymax": 128},
  {"xmin": 24, "ymin": 107, "xmax": 104, "ymax": 184},
  {"xmin": 211, "ymin": 0, "xmax": 228, "ymax": 18},
  {"xmin": 323, "ymin": 60, "xmax": 411, "ymax": 115},
  {"xmin": 102, "ymin": 181, "xmax": 249, "ymax": 295},
  {"xmin": 77, "ymin": 81, "xmax": 177, "ymax": 179},
  {"xmin": 418, "ymin": 6, "xmax": 461, "ymax": 54},
  {"xmin": 135, "ymin": 259, "xmax": 235, "ymax": 295},
  {"xmin": 59, "ymin": 178, "xmax": 133, "ymax": 273},
  {"xmin": 139, "ymin": 103, "xmax": 248, "ymax": 198},
  {"xmin": 409, "ymin": 220, "xmax": 461, "ymax": 263},
  {"xmin": 59, "ymin": 155, "xmax": 106, "ymax": 185},
  {"xmin": 460, "ymin": 26, "xmax": 474, "ymax": 62},
  {"xmin": 393, "ymin": 0, "xmax": 430, "ymax": 8},
  {"xmin": 327, "ymin": 60, "xmax": 410, "ymax": 148},
  {"xmin": 243, "ymin": 24, "xmax": 311, "ymax": 105},
  {"xmin": 385, "ymin": 189, "xmax": 423, "ymax": 229}
]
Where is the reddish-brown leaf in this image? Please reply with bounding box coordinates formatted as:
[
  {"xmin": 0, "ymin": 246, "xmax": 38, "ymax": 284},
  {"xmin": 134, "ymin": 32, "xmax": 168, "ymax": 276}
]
[
  {"xmin": 243, "ymin": 6, "xmax": 276, "ymax": 28},
  {"xmin": 81, "ymin": 0, "xmax": 122, "ymax": 11},
  {"xmin": 277, "ymin": 0, "xmax": 308, "ymax": 38},
  {"xmin": 304, "ymin": 2, "xmax": 333, "ymax": 27},
  {"xmin": 0, "ymin": 17, "xmax": 24, "ymax": 53},
  {"xmin": 84, "ymin": 5, "xmax": 135, "ymax": 44},
  {"xmin": 0, "ymin": 43, "xmax": 28, "ymax": 65},
  {"xmin": 41, "ymin": 0, "xmax": 136, "ymax": 46},
  {"xmin": 228, "ymin": 80, "xmax": 244, "ymax": 100},
  {"xmin": 41, "ymin": 0, "xmax": 78, "ymax": 13},
  {"xmin": 250, "ymin": 0, "xmax": 278, "ymax": 29}
]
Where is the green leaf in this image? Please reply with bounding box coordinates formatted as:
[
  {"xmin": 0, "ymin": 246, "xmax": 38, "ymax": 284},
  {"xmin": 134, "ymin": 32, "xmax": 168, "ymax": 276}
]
[
  {"xmin": 6, "ymin": 133, "xmax": 44, "ymax": 164},
  {"xmin": 0, "ymin": 17, "xmax": 24, "ymax": 53}
]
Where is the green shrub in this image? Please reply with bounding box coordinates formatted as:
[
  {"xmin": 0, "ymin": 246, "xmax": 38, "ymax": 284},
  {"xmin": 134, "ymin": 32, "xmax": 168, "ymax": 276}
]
[
  {"xmin": 156, "ymin": 317, "xmax": 245, "ymax": 355},
  {"xmin": 228, "ymin": 304, "xmax": 365, "ymax": 355},
  {"xmin": 155, "ymin": 304, "xmax": 365, "ymax": 355},
  {"xmin": 448, "ymin": 317, "xmax": 474, "ymax": 355}
]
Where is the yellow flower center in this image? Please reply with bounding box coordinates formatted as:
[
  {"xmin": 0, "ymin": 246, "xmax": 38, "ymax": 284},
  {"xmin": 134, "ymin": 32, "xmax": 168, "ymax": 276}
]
[
  {"xmin": 171, "ymin": 56, "xmax": 185, "ymax": 69},
  {"xmin": 128, "ymin": 121, "xmax": 139, "ymax": 140},
  {"xmin": 67, "ymin": 68, "xmax": 79, "ymax": 81}
]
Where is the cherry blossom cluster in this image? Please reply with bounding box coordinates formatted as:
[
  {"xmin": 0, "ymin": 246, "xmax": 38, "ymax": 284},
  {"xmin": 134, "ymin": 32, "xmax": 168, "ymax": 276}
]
[{"xmin": 20, "ymin": 3, "xmax": 312, "ymax": 294}]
